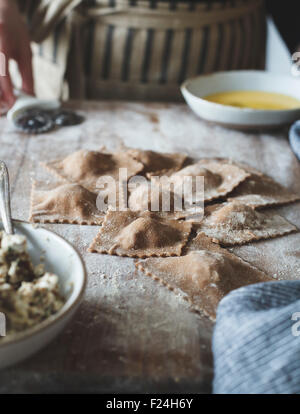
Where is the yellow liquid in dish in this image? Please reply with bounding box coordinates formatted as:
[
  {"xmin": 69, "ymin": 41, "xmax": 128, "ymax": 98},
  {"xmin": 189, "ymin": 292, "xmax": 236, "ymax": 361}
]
[{"xmin": 203, "ymin": 90, "xmax": 300, "ymax": 110}]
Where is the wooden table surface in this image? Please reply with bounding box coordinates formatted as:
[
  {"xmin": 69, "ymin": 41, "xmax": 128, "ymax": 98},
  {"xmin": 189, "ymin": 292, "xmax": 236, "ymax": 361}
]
[{"xmin": 0, "ymin": 100, "xmax": 299, "ymax": 394}]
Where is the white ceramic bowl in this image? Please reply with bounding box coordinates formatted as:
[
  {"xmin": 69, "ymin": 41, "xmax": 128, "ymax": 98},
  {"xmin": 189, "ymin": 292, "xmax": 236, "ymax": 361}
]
[
  {"xmin": 181, "ymin": 70, "xmax": 300, "ymax": 129},
  {"xmin": 0, "ymin": 221, "xmax": 86, "ymax": 370}
]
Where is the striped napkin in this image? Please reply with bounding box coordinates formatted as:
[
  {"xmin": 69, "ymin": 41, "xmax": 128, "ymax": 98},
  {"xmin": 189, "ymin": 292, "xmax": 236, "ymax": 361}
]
[
  {"xmin": 213, "ymin": 280, "xmax": 300, "ymax": 394},
  {"xmin": 289, "ymin": 121, "xmax": 300, "ymax": 160}
]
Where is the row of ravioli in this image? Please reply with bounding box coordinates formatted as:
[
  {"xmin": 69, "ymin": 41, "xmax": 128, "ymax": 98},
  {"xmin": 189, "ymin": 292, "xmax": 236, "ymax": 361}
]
[{"xmin": 29, "ymin": 147, "xmax": 300, "ymax": 320}]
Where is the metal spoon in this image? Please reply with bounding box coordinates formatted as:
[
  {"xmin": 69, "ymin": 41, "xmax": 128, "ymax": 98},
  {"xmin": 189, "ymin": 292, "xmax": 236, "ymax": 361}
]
[{"xmin": 0, "ymin": 161, "xmax": 14, "ymax": 234}]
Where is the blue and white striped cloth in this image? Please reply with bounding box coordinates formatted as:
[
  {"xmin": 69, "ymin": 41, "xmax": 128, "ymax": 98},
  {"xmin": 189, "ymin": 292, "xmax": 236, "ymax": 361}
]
[
  {"xmin": 213, "ymin": 280, "xmax": 300, "ymax": 394},
  {"xmin": 289, "ymin": 121, "xmax": 300, "ymax": 161}
]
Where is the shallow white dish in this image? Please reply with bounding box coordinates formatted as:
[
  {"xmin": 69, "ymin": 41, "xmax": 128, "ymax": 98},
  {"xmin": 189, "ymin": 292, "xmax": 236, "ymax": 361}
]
[
  {"xmin": 7, "ymin": 92, "xmax": 60, "ymax": 125},
  {"xmin": 181, "ymin": 70, "xmax": 300, "ymax": 129},
  {"xmin": 0, "ymin": 221, "xmax": 86, "ymax": 370}
]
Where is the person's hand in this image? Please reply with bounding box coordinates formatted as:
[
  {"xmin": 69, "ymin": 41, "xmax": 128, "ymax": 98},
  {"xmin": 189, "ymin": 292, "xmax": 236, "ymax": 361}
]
[{"xmin": 0, "ymin": 0, "xmax": 34, "ymax": 108}]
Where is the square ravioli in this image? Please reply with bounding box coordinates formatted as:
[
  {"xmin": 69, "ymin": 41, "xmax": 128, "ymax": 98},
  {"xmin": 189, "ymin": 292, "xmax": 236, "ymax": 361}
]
[
  {"xmin": 136, "ymin": 233, "xmax": 272, "ymax": 320},
  {"xmin": 30, "ymin": 181, "xmax": 104, "ymax": 225},
  {"xmin": 210, "ymin": 158, "xmax": 300, "ymax": 207},
  {"xmin": 88, "ymin": 210, "xmax": 192, "ymax": 258},
  {"xmin": 127, "ymin": 148, "xmax": 187, "ymax": 177},
  {"xmin": 128, "ymin": 181, "xmax": 203, "ymax": 221},
  {"xmin": 42, "ymin": 149, "xmax": 144, "ymax": 193},
  {"xmin": 227, "ymin": 172, "xmax": 300, "ymax": 208},
  {"xmin": 194, "ymin": 201, "xmax": 297, "ymax": 246},
  {"xmin": 168, "ymin": 159, "xmax": 250, "ymax": 203}
]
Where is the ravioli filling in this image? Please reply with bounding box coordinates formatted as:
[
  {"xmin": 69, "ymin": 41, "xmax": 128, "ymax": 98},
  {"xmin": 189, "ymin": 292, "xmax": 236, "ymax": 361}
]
[{"xmin": 0, "ymin": 232, "xmax": 64, "ymax": 335}]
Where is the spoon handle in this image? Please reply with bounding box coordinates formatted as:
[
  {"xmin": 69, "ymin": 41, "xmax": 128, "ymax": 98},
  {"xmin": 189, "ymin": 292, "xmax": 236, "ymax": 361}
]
[{"xmin": 0, "ymin": 161, "xmax": 14, "ymax": 234}]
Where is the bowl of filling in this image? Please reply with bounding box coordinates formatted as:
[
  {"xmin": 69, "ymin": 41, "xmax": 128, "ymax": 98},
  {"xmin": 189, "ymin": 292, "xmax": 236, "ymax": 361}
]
[
  {"xmin": 0, "ymin": 221, "xmax": 86, "ymax": 369},
  {"xmin": 181, "ymin": 70, "xmax": 300, "ymax": 129}
]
